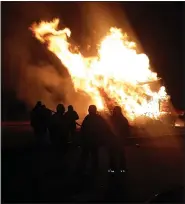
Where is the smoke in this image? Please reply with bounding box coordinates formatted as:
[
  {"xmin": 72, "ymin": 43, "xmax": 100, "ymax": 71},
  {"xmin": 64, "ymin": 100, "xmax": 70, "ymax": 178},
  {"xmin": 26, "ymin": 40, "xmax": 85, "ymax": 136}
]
[
  {"xmin": 2, "ymin": 2, "xmax": 92, "ymax": 115},
  {"xmin": 4, "ymin": 32, "xmax": 91, "ymax": 112},
  {"xmin": 16, "ymin": 62, "xmax": 91, "ymax": 115}
]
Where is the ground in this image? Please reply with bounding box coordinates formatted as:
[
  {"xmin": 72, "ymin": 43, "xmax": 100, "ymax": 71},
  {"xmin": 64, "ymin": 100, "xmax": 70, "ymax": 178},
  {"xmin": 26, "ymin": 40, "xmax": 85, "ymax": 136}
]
[{"xmin": 1, "ymin": 123, "xmax": 185, "ymax": 202}]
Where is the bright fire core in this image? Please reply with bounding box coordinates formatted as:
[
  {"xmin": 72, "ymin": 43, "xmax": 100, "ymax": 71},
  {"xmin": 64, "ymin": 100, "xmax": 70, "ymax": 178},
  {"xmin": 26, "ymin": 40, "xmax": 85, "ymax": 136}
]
[{"xmin": 30, "ymin": 18, "xmax": 168, "ymax": 121}]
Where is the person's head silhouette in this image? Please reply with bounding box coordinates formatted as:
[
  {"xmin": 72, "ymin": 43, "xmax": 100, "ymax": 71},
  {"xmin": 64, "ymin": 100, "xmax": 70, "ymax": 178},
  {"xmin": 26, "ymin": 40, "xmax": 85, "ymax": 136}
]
[
  {"xmin": 68, "ymin": 105, "xmax": 74, "ymax": 112},
  {"xmin": 88, "ymin": 105, "xmax": 97, "ymax": 115},
  {"xmin": 36, "ymin": 101, "xmax": 42, "ymax": 107},
  {"xmin": 56, "ymin": 104, "xmax": 65, "ymax": 114},
  {"xmin": 113, "ymin": 106, "xmax": 122, "ymax": 116}
]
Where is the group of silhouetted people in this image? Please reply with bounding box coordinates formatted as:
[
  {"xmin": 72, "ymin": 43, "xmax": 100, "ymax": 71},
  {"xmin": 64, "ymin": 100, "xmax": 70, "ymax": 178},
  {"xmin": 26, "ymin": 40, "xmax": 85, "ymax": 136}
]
[
  {"xmin": 30, "ymin": 101, "xmax": 130, "ymax": 174},
  {"xmin": 30, "ymin": 102, "xmax": 79, "ymax": 155}
]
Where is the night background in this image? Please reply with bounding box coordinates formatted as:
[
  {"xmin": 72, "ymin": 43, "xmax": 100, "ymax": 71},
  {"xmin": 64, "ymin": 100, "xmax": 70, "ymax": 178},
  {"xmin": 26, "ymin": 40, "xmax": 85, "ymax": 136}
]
[
  {"xmin": 2, "ymin": 1, "xmax": 184, "ymax": 120},
  {"xmin": 1, "ymin": 2, "xmax": 185, "ymax": 203}
]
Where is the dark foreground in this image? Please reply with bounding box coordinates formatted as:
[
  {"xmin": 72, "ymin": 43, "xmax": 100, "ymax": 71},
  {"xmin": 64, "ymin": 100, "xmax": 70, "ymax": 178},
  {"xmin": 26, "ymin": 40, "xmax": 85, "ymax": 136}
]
[{"xmin": 2, "ymin": 125, "xmax": 185, "ymax": 202}]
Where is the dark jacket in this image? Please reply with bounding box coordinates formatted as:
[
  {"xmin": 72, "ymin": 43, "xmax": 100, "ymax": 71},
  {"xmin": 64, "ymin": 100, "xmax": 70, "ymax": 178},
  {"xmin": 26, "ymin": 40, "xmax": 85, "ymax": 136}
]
[
  {"xmin": 64, "ymin": 110, "xmax": 79, "ymax": 130},
  {"xmin": 80, "ymin": 114, "xmax": 110, "ymax": 147},
  {"xmin": 49, "ymin": 112, "xmax": 68, "ymax": 143},
  {"xmin": 31, "ymin": 106, "xmax": 48, "ymax": 132},
  {"xmin": 110, "ymin": 113, "xmax": 130, "ymax": 145}
]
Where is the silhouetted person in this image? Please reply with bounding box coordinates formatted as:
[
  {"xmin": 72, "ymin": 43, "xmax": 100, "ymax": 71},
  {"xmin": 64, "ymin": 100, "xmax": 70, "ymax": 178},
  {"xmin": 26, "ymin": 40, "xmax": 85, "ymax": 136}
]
[
  {"xmin": 41, "ymin": 105, "xmax": 52, "ymax": 144},
  {"xmin": 49, "ymin": 104, "xmax": 68, "ymax": 157},
  {"xmin": 30, "ymin": 101, "xmax": 51, "ymax": 201},
  {"xmin": 64, "ymin": 105, "xmax": 79, "ymax": 143},
  {"xmin": 109, "ymin": 106, "xmax": 130, "ymax": 173},
  {"xmin": 78, "ymin": 105, "xmax": 109, "ymax": 175},
  {"xmin": 30, "ymin": 101, "xmax": 49, "ymax": 146}
]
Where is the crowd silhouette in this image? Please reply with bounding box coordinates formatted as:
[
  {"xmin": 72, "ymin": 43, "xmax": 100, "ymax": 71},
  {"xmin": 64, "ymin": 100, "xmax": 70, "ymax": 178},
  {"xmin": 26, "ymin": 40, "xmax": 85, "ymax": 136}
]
[{"xmin": 30, "ymin": 101, "xmax": 131, "ymax": 175}]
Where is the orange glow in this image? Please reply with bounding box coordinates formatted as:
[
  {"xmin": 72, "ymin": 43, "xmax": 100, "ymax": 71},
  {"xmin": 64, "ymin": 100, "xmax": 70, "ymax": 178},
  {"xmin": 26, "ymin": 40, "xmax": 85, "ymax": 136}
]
[{"xmin": 30, "ymin": 18, "xmax": 168, "ymax": 121}]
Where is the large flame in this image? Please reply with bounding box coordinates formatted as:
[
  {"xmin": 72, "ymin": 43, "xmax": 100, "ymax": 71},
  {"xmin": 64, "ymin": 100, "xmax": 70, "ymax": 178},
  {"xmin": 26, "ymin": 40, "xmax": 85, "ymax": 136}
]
[{"xmin": 30, "ymin": 18, "xmax": 168, "ymax": 121}]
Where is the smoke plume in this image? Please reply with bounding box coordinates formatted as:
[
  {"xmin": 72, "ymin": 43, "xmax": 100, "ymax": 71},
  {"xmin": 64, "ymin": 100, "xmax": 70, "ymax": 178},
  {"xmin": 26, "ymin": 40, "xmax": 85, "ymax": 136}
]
[{"xmin": 2, "ymin": 2, "xmax": 92, "ymax": 116}]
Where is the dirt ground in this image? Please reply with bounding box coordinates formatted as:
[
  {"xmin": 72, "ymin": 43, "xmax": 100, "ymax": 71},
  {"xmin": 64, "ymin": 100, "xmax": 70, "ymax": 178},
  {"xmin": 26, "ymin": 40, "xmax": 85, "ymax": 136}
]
[{"xmin": 1, "ymin": 125, "xmax": 184, "ymax": 202}]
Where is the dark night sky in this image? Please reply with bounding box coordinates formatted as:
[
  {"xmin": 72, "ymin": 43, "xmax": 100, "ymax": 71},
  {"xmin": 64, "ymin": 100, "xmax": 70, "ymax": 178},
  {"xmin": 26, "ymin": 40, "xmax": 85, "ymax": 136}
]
[{"xmin": 1, "ymin": 2, "xmax": 185, "ymax": 120}]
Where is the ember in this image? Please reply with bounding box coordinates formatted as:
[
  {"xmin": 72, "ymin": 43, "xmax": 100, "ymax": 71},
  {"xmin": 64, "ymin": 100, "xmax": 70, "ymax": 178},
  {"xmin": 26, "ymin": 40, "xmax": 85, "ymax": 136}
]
[{"xmin": 30, "ymin": 18, "xmax": 170, "ymax": 123}]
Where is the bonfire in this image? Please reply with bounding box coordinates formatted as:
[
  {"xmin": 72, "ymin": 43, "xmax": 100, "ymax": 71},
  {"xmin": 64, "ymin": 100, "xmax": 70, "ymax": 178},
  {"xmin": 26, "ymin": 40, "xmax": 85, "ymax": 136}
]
[{"xmin": 30, "ymin": 18, "xmax": 174, "ymax": 125}]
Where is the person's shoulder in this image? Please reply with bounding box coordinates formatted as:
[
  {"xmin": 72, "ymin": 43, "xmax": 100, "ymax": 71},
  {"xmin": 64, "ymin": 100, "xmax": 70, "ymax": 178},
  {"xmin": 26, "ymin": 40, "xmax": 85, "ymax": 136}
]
[
  {"xmin": 52, "ymin": 112, "xmax": 58, "ymax": 118},
  {"xmin": 82, "ymin": 115, "xmax": 90, "ymax": 123},
  {"xmin": 46, "ymin": 108, "xmax": 51, "ymax": 113},
  {"xmin": 84, "ymin": 115, "xmax": 89, "ymax": 120},
  {"xmin": 96, "ymin": 114, "xmax": 106, "ymax": 122},
  {"xmin": 122, "ymin": 116, "xmax": 129, "ymax": 122},
  {"xmin": 96, "ymin": 114, "xmax": 103, "ymax": 119},
  {"xmin": 81, "ymin": 115, "xmax": 89, "ymax": 127}
]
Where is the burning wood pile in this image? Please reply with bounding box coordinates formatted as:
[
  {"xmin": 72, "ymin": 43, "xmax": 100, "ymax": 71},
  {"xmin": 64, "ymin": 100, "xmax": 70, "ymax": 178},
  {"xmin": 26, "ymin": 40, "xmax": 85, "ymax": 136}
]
[{"xmin": 30, "ymin": 18, "xmax": 176, "ymax": 126}]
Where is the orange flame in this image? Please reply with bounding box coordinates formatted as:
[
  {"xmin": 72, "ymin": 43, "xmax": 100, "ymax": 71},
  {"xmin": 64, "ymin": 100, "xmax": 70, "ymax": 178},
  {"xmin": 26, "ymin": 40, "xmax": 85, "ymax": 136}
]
[{"xmin": 30, "ymin": 18, "xmax": 168, "ymax": 121}]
